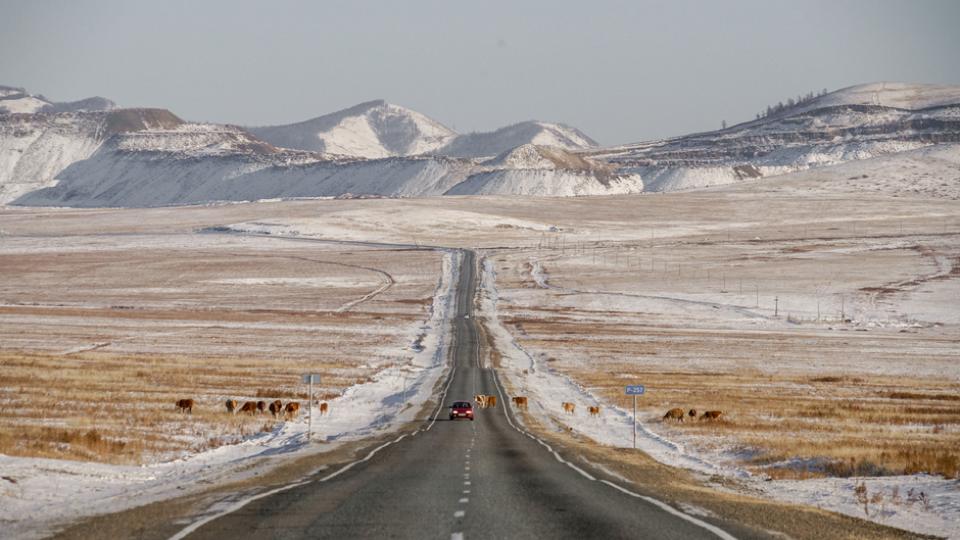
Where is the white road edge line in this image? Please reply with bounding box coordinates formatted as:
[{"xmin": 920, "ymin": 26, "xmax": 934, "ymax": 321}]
[
  {"xmin": 169, "ymin": 433, "xmax": 410, "ymax": 540},
  {"xmin": 600, "ymin": 480, "xmax": 738, "ymax": 540},
  {"xmin": 488, "ymin": 355, "xmax": 736, "ymax": 540},
  {"xmin": 167, "ymin": 480, "xmax": 310, "ymax": 540}
]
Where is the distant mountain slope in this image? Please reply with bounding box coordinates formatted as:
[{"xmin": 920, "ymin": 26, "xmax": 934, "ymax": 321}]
[
  {"xmin": 435, "ymin": 121, "xmax": 596, "ymax": 158},
  {"xmin": 792, "ymin": 82, "xmax": 960, "ymax": 114},
  {"xmin": 249, "ymin": 100, "xmax": 457, "ymax": 159},
  {"xmin": 0, "ymin": 85, "xmax": 116, "ymax": 114},
  {"xmin": 590, "ymin": 82, "xmax": 960, "ymax": 192},
  {"xmin": 718, "ymin": 143, "xmax": 960, "ymax": 200},
  {"xmin": 447, "ymin": 144, "xmax": 642, "ymax": 196},
  {"xmin": 4, "ymin": 82, "xmax": 960, "ymax": 207},
  {"xmin": 0, "ymin": 107, "xmax": 178, "ymax": 204},
  {"xmin": 15, "ymin": 140, "xmax": 474, "ymax": 207},
  {"xmin": 250, "ymin": 101, "xmax": 597, "ymax": 159}
]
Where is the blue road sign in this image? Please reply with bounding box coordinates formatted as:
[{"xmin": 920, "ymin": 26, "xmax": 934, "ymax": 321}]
[{"xmin": 625, "ymin": 385, "xmax": 645, "ymax": 395}]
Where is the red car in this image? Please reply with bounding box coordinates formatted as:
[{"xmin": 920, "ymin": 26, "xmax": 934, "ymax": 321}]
[{"xmin": 449, "ymin": 401, "xmax": 474, "ymax": 421}]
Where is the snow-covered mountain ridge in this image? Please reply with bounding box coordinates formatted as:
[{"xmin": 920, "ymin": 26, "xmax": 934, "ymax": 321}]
[
  {"xmin": 0, "ymin": 85, "xmax": 116, "ymax": 114},
  {"xmin": 3, "ymin": 82, "xmax": 960, "ymax": 206},
  {"xmin": 588, "ymin": 82, "xmax": 960, "ymax": 192},
  {"xmin": 249, "ymin": 100, "xmax": 597, "ymax": 159},
  {"xmin": 248, "ymin": 100, "xmax": 458, "ymax": 159}
]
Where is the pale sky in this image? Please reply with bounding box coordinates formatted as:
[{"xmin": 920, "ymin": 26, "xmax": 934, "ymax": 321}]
[{"xmin": 2, "ymin": 0, "xmax": 959, "ymax": 145}]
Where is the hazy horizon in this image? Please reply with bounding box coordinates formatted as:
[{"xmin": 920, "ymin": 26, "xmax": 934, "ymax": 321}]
[{"xmin": 3, "ymin": 0, "xmax": 959, "ymax": 145}]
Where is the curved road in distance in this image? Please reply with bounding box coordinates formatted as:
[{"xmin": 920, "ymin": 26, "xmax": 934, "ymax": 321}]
[{"xmin": 174, "ymin": 248, "xmax": 749, "ymax": 540}]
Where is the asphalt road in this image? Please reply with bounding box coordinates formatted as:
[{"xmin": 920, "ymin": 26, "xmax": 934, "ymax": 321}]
[{"xmin": 175, "ymin": 249, "xmax": 738, "ymax": 540}]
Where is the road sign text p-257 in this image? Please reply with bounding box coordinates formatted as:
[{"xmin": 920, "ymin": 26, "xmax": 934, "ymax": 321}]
[{"xmin": 625, "ymin": 385, "xmax": 645, "ymax": 395}]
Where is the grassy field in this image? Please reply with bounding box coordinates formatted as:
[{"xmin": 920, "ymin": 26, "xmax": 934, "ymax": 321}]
[
  {"xmin": 1, "ymin": 190, "xmax": 957, "ymax": 477},
  {"xmin": 486, "ymin": 206, "xmax": 960, "ymax": 480},
  {"xmin": 0, "ymin": 233, "xmax": 441, "ymax": 464}
]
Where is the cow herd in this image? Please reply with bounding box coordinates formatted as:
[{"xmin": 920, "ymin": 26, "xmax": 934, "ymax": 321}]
[
  {"xmin": 175, "ymin": 398, "xmax": 329, "ymax": 421},
  {"xmin": 475, "ymin": 395, "xmax": 602, "ymax": 418},
  {"xmin": 473, "ymin": 395, "xmax": 721, "ymax": 424},
  {"xmin": 662, "ymin": 407, "xmax": 724, "ymax": 422}
]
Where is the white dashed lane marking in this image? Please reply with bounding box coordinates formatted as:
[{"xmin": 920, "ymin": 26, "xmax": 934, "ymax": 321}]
[
  {"xmin": 454, "ymin": 510, "xmax": 466, "ymax": 518},
  {"xmin": 459, "ymin": 497, "xmax": 469, "ymax": 503}
]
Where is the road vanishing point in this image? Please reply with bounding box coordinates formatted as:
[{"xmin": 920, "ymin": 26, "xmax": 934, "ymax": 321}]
[{"xmin": 172, "ymin": 248, "xmax": 748, "ymax": 540}]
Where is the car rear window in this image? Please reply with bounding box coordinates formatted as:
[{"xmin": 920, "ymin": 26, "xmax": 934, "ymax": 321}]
[{"xmin": 453, "ymin": 402, "xmax": 471, "ymax": 408}]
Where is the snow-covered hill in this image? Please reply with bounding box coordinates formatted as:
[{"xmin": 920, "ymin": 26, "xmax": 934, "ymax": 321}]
[
  {"xmin": 16, "ymin": 142, "xmax": 474, "ymax": 207},
  {"xmin": 447, "ymin": 144, "xmax": 641, "ymax": 196},
  {"xmin": 0, "ymin": 85, "xmax": 115, "ymax": 115},
  {"xmin": 0, "ymin": 107, "xmax": 182, "ymax": 204},
  {"xmin": 249, "ymin": 100, "xmax": 457, "ymax": 159},
  {"xmin": 250, "ymin": 101, "xmax": 597, "ymax": 159},
  {"xmin": 720, "ymin": 143, "xmax": 960, "ymax": 200},
  {"xmin": 792, "ymin": 82, "xmax": 960, "ymax": 114},
  {"xmin": 436, "ymin": 121, "xmax": 597, "ymax": 158},
  {"xmin": 4, "ymin": 82, "xmax": 960, "ymax": 207},
  {"xmin": 591, "ymin": 82, "xmax": 960, "ymax": 192}
]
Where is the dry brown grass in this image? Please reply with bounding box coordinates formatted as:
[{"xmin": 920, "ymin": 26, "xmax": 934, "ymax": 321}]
[
  {"xmin": 0, "ymin": 236, "xmax": 443, "ymax": 465},
  {"xmin": 564, "ymin": 366, "xmax": 960, "ymax": 479},
  {"xmin": 488, "ymin": 209, "xmax": 960, "ymax": 481},
  {"xmin": 0, "ymin": 350, "xmax": 360, "ymax": 464}
]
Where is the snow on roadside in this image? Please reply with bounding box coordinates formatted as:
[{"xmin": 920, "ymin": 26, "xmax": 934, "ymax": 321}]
[
  {"xmin": 0, "ymin": 247, "xmax": 461, "ymax": 540},
  {"xmin": 481, "ymin": 255, "xmax": 960, "ymax": 539},
  {"xmin": 481, "ymin": 257, "xmax": 744, "ymax": 479}
]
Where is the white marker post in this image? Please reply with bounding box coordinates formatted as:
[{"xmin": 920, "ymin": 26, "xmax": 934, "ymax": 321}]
[
  {"xmin": 302, "ymin": 373, "xmax": 321, "ymax": 442},
  {"xmin": 625, "ymin": 385, "xmax": 645, "ymax": 449}
]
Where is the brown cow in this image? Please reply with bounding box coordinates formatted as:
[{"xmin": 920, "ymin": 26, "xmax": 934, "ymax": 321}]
[
  {"xmin": 256, "ymin": 401, "xmax": 266, "ymax": 415},
  {"xmin": 701, "ymin": 410, "xmax": 723, "ymax": 421},
  {"xmin": 688, "ymin": 409, "xmax": 697, "ymax": 419},
  {"xmin": 663, "ymin": 407, "xmax": 685, "ymax": 422},
  {"xmin": 269, "ymin": 400, "xmax": 283, "ymax": 418},
  {"xmin": 239, "ymin": 401, "xmax": 258, "ymax": 415},
  {"xmin": 512, "ymin": 396, "xmax": 528, "ymax": 410},
  {"xmin": 319, "ymin": 402, "xmax": 329, "ymax": 415},
  {"xmin": 284, "ymin": 401, "xmax": 300, "ymax": 420},
  {"xmin": 225, "ymin": 399, "xmax": 238, "ymax": 414},
  {"xmin": 176, "ymin": 399, "xmax": 194, "ymax": 414},
  {"xmin": 562, "ymin": 402, "xmax": 575, "ymax": 415},
  {"xmin": 588, "ymin": 406, "xmax": 601, "ymax": 416},
  {"xmin": 486, "ymin": 395, "xmax": 497, "ymax": 408}
]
